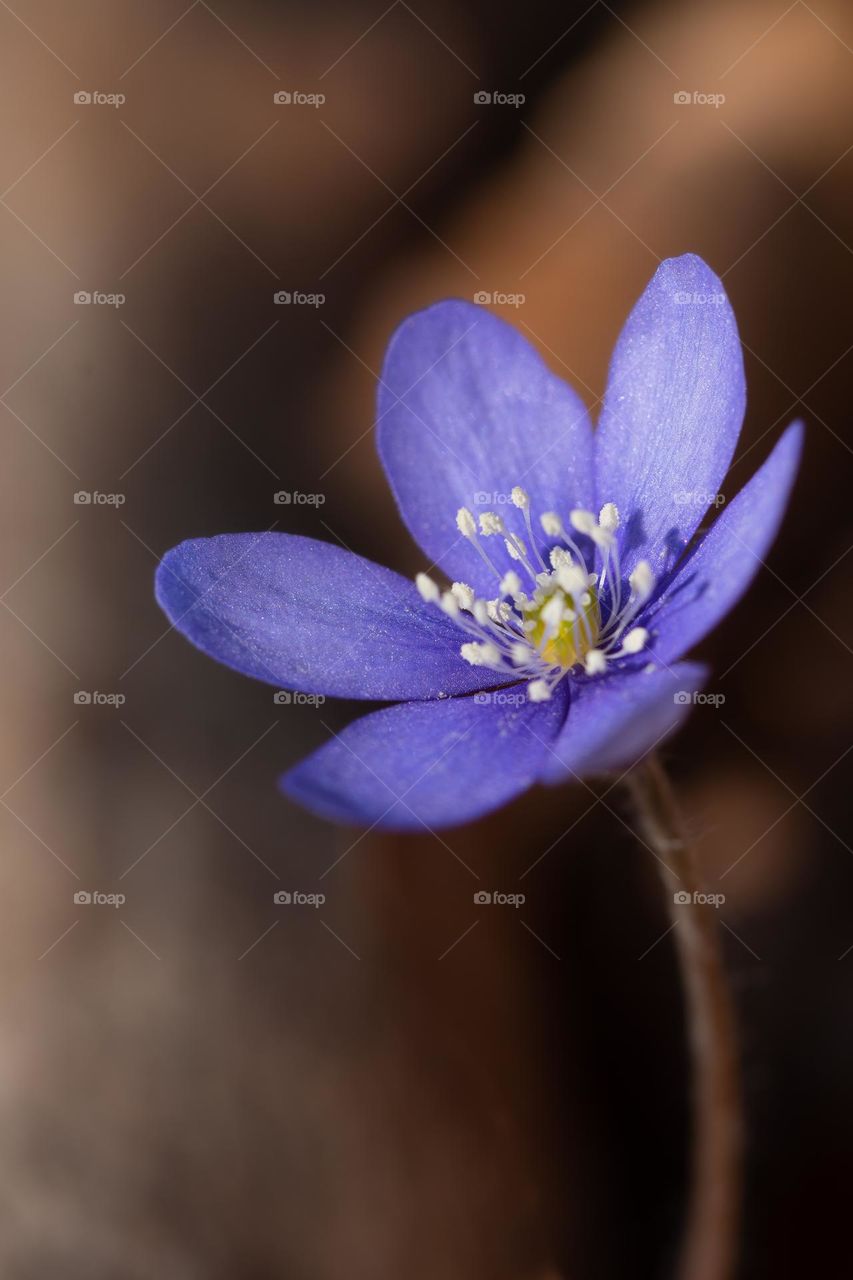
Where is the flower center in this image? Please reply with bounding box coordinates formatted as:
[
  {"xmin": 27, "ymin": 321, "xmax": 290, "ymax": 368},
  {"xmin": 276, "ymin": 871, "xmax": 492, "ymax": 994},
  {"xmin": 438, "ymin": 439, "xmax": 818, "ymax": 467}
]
[
  {"xmin": 523, "ymin": 578, "xmax": 601, "ymax": 669},
  {"xmin": 415, "ymin": 486, "xmax": 655, "ymax": 702}
]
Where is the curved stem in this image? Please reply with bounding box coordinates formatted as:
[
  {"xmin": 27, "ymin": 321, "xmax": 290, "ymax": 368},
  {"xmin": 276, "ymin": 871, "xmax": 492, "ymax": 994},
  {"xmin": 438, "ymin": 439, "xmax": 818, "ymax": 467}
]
[{"xmin": 626, "ymin": 753, "xmax": 742, "ymax": 1280}]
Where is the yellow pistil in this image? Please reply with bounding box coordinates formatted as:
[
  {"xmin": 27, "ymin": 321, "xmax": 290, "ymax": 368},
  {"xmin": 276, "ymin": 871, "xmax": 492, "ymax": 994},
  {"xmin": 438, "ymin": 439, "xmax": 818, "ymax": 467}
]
[{"xmin": 523, "ymin": 584, "xmax": 601, "ymax": 670}]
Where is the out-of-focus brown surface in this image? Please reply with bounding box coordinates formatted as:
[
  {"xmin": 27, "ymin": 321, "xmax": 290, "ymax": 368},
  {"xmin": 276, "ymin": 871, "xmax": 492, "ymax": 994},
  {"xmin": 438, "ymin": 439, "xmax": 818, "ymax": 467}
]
[{"xmin": 0, "ymin": 2, "xmax": 850, "ymax": 1277}]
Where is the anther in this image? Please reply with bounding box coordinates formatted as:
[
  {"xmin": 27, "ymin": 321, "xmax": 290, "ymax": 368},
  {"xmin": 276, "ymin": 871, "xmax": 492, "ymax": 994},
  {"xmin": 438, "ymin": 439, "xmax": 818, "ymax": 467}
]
[
  {"xmin": 460, "ymin": 641, "xmax": 502, "ymax": 667},
  {"xmin": 415, "ymin": 572, "xmax": 439, "ymax": 603},
  {"xmin": 629, "ymin": 561, "xmax": 654, "ymax": 601},
  {"xmin": 451, "ymin": 582, "xmax": 475, "ymax": 611},
  {"xmin": 621, "ymin": 627, "xmax": 648, "ymax": 654},
  {"xmin": 599, "ymin": 502, "xmax": 620, "ymax": 532},
  {"xmin": 584, "ymin": 649, "xmax": 607, "ymax": 675},
  {"xmin": 569, "ymin": 509, "xmax": 597, "ymax": 536},
  {"xmin": 456, "ymin": 507, "xmax": 477, "ymax": 538},
  {"xmin": 479, "ymin": 512, "xmax": 504, "ymax": 536}
]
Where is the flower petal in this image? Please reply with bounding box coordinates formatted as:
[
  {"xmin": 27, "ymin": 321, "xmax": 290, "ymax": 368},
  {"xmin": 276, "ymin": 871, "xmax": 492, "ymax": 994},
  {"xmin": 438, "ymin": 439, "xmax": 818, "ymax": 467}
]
[
  {"xmin": 539, "ymin": 662, "xmax": 708, "ymax": 783},
  {"xmin": 377, "ymin": 300, "xmax": 594, "ymax": 595},
  {"xmin": 155, "ymin": 532, "xmax": 502, "ymax": 701},
  {"xmin": 595, "ymin": 254, "xmax": 746, "ymax": 578},
  {"xmin": 645, "ymin": 422, "xmax": 803, "ymax": 665},
  {"xmin": 282, "ymin": 684, "xmax": 569, "ymax": 830}
]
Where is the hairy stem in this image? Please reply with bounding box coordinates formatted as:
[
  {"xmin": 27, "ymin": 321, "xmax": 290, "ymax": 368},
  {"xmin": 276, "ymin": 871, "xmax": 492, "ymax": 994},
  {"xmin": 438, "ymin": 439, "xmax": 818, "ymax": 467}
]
[{"xmin": 626, "ymin": 753, "xmax": 742, "ymax": 1280}]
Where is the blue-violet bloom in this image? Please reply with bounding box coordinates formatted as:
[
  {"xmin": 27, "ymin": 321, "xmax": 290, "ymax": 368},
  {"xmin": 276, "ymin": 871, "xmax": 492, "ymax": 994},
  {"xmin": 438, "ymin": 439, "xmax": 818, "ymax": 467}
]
[{"xmin": 155, "ymin": 254, "xmax": 802, "ymax": 831}]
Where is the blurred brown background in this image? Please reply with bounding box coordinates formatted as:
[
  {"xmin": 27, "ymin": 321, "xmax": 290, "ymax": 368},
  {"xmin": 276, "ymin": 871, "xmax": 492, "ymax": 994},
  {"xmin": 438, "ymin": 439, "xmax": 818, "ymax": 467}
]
[{"xmin": 0, "ymin": 1, "xmax": 850, "ymax": 1276}]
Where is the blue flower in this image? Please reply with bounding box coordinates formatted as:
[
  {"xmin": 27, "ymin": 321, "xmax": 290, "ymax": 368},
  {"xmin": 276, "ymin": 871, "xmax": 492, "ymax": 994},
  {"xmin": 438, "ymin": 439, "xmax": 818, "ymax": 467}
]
[{"xmin": 155, "ymin": 254, "xmax": 802, "ymax": 831}]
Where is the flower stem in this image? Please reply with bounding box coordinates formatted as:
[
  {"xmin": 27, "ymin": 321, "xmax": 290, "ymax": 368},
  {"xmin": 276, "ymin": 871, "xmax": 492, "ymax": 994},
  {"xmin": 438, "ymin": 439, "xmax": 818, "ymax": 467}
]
[{"xmin": 626, "ymin": 753, "xmax": 741, "ymax": 1280}]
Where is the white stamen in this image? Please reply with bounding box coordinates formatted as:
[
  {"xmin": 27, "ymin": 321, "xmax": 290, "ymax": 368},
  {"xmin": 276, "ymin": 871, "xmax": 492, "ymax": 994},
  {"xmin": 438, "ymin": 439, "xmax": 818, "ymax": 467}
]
[
  {"xmin": 629, "ymin": 560, "xmax": 654, "ymax": 602},
  {"xmin": 451, "ymin": 581, "xmax": 475, "ymax": 611},
  {"xmin": 540, "ymin": 511, "xmax": 563, "ymax": 537},
  {"xmin": 590, "ymin": 525, "xmax": 615, "ymax": 550},
  {"xmin": 527, "ymin": 679, "xmax": 552, "ymax": 702},
  {"xmin": 540, "ymin": 593, "xmax": 565, "ymax": 631},
  {"xmin": 460, "ymin": 641, "xmax": 501, "ymax": 667},
  {"xmin": 569, "ymin": 509, "xmax": 597, "ymax": 536},
  {"xmin": 499, "ymin": 570, "xmax": 521, "ymax": 597},
  {"xmin": 457, "ymin": 505, "xmax": 506, "ymax": 580},
  {"xmin": 479, "ymin": 512, "xmax": 504, "ymax": 536},
  {"xmin": 556, "ymin": 564, "xmax": 588, "ymax": 597},
  {"xmin": 621, "ymin": 627, "xmax": 648, "ymax": 654},
  {"xmin": 504, "ymin": 532, "xmax": 539, "ymax": 585},
  {"xmin": 599, "ymin": 502, "xmax": 620, "ymax": 532},
  {"xmin": 516, "ymin": 487, "xmax": 549, "ymax": 573},
  {"xmin": 584, "ymin": 649, "xmax": 607, "ymax": 675},
  {"xmin": 439, "ymin": 591, "xmax": 459, "ymax": 617},
  {"xmin": 549, "ymin": 546, "xmax": 572, "ymax": 570},
  {"xmin": 415, "ymin": 572, "xmax": 439, "ymax": 603},
  {"xmin": 456, "ymin": 507, "xmax": 477, "ymax": 538}
]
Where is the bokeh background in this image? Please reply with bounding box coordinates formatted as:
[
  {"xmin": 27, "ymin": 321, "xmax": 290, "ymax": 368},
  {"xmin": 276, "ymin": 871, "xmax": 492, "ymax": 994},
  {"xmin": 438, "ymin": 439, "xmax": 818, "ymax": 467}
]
[{"xmin": 0, "ymin": 1, "xmax": 850, "ymax": 1276}]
